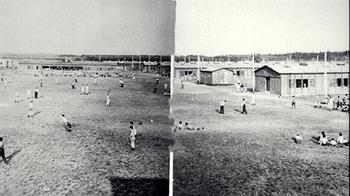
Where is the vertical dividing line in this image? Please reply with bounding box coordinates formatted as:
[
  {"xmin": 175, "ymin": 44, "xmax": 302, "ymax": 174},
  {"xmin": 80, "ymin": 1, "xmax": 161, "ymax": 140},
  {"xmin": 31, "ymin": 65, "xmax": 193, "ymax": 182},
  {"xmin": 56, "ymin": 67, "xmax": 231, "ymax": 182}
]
[
  {"xmin": 169, "ymin": 150, "xmax": 174, "ymax": 196},
  {"xmin": 170, "ymin": 55, "xmax": 175, "ymax": 99}
]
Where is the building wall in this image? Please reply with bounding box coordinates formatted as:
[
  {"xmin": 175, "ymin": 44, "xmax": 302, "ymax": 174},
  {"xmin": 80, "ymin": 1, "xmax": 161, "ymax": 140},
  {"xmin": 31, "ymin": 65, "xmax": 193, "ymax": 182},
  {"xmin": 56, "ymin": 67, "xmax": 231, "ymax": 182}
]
[
  {"xmin": 281, "ymin": 72, "xmax": 349, "ymax": 96},
  {"xmin": 175, "ymin": 68, "xmax": 198, "ymax": 80},
  {"xmin": 200, "ymin": 72, "xmax": 212, "ymax": 84},
  {"xmin": 211, "ymin": 69, "xmax": 234, "ymax": 85}
]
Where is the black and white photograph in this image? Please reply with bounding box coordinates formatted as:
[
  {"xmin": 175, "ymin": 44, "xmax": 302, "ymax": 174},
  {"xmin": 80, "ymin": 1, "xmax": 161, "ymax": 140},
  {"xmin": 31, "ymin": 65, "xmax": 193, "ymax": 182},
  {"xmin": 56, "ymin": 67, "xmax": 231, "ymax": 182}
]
[
  {"xmin": 1, "ymin": 0, "xmax": 349, "ymax": 195},
  {"xmin": 171, "ymin": 0, "xmax": 349, "ymax": 195},
  {"xmin": 0, "ymin": 0, "xmax": 175, "ymax": 195}
]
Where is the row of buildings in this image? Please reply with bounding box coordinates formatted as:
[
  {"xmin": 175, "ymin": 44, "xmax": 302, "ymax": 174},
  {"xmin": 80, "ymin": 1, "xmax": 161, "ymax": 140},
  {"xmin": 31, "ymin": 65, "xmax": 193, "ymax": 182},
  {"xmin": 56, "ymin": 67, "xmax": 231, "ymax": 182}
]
[
  {"xmin": 1, "ymin": 59, "xmax": 171, "ymax": 76},
  {"xmin": 174, "ymin": 61, "xmax": 349, "ymax": 96}
]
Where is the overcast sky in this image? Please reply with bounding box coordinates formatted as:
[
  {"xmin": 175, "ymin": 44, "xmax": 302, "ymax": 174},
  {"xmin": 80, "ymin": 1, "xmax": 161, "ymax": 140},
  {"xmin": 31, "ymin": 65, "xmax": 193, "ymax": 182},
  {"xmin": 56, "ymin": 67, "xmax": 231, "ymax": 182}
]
[
  {"xmin": 0, "ymin": 0, "xmax": 175, "ymax": 55},
  {"xmin": 175, "ymin": 0, "xmax": 349, "ymax": 55}
]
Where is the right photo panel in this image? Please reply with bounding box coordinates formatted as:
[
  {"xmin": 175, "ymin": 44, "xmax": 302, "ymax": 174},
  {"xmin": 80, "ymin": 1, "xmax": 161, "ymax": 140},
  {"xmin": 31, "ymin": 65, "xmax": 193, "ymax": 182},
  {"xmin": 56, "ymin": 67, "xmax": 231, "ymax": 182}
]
[{"xmin": 171, "ymin": 0, "xmax": 349, "ymax": 195}]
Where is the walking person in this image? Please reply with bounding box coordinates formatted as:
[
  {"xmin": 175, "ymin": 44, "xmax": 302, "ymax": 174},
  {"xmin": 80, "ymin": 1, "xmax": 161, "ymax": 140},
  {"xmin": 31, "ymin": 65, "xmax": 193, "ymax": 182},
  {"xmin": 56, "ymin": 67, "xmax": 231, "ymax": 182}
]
[{"xmin": 241, "ymin": 97, "xmax": 247, "ymax": 114}]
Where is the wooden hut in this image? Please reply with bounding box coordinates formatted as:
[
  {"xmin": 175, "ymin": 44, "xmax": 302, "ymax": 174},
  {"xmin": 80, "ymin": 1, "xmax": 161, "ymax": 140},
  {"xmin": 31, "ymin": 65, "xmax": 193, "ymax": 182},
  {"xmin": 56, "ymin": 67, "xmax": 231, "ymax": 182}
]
[{"xmin": 200, "ymin": 68, "xmax": 234, "ymax": 85}]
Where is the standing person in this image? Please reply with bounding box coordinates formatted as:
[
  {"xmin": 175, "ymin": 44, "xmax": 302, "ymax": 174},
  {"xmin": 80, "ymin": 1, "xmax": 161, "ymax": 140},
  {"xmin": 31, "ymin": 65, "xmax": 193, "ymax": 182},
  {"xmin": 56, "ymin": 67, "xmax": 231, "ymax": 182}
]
[
  {"xmin": 0, "ymin": 137, "xmax": 8, "ymax": 164},
  {"xmin": 327, "ymin": 96, "xmax": 333, "ymax": 111},
  {"xmin": 156, "ymin": 77, "xmax": 159, "ymax": 85},
  {"xmin": 336, "ymin": 96, "xmax": 341, "ymax": 109},
  {"xmin": 181, "ymin": 80, "xmax": 184, "ymax": 89},
  {"xmin": 85, "ymin": 84, "xmax": 89, "ymax": 95},
  {"xmin": 34, "ymin": 87, "xmax": 39, "ymax": 99},
  {"xmin": 219, "ymin": 100, "xmax": 227, "ymax": 114},
  {"xmin": 94, "ymin": 74, "xmax": 97, "ymax": 85},
  {"xmin": 15, "ymin": 89, "xmax": 20, "ymax": 103},
  {"xmin": 130, "ymin": 121, "xmax": 137, "ymax": 137},
  {"xmin": 129, "ymin": 125, "xmax": 136, "ymax": 151},
  {"xmin": 28, "ymin": 100, "xmax": 34, "ymax": 117},
  {"xmin": 291, "ymin": 96, "xmax": 296, "ymax": 109},
  {"xmin": 106, "ymin": 90, "xmax": 111, "ymax": 106},
  {"xmin": 40, "ymin": 78, "xmax": 43, "ymax": 87},
  {"xmin": 61, "ymin": 114, "xmax": 72, "ymax": 132},
  {"xmin": 80, "ymin": 84, "xmax": 85, "ymax": 95},
  {"xmin": 119, "ymin": 79, "xmax": 124, "ymax": 88},
  {"xmin": 241, "ymin": 98, "xmax": 247, "ymax": 114},
  {"xmin": 27, "ymin": 89, "xmax": 31, "ymax": 99}
]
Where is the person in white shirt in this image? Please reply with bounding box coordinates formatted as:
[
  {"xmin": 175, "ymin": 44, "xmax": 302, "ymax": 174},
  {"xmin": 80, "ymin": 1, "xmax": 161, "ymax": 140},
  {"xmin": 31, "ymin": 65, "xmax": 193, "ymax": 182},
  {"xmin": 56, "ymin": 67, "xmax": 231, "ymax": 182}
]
[
  {"xmin": 27, "ymin": 89, "xmax": 31, "ymax": 99},
  {"xmin": 80, "ymin": 84, "xmax": 85, "ymax": 95},
  {"xmin": 129, "ymin": 127, "xmax": 136, "ymax": 151},
  {"xmin": 85, "ymin": 84, "xmax": 89, "ymax": 95},
  {"xmin": 28, "ymin": 100, "xmax": 34, "ymax": 117},
  {"xmin": 293, "ymin": 134, "xmax": 303, "ymax": 144},
  {"xmin": 291, "ymin": 96, "xmax": 296, "ymax": 109},
  {"xmin": 106, "ymin": 91, "xmax": 111, "ymax": 106},
  {"xmin": 219, "ymin": 100, "xmax": 227, "ymax": 114},
  {"xmin": 15, "ymin": 90, "xmax": 20, "ymax": 103},
  {"xmin": 319, "ymin": 132, "xmax": 328, "ymax": 146},
  {"xmin": 337, "ymin": 133, "xmax": 349, "ymax": 146},
  {"xmin": 329, "ymin": 138, "xmax": 337, "ymax": 146},
  {"xmin": 61, "ymin": 114, "xmax": 72, "ymax": 132}
]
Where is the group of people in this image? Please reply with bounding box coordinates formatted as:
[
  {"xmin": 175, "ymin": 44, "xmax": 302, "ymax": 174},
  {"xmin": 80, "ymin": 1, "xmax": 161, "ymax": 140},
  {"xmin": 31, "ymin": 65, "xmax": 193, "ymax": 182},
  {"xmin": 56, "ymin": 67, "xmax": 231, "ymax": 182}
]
[
  {"xmin": 173, "ymin": 121, "xmax": 204, "ymax": 132},
  {"xmin": 315, "ymin": 94, "xmax": 349, "ymax": 112},
  {"xmin": 294, "ymin": 132, "xmax": 349, "ymax": 147}
]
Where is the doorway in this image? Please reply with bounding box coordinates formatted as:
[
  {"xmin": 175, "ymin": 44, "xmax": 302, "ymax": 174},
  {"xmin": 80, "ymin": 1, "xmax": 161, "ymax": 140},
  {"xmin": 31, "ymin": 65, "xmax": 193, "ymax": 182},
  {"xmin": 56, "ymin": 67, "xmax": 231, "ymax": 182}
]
[{"xmin": 266, "ymin": 77, "xmax": 270, "ymax": 91}]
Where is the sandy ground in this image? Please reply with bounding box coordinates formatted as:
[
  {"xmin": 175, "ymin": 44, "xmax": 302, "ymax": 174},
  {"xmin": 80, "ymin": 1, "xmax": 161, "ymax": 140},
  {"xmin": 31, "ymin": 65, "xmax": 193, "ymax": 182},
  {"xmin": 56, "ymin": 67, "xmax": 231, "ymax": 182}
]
[
  {"xmin": 0, "ymin": 70, "xmax": 172, "ymax": 195},
  {"xmin": 171, "ymin": 80, "xmax": 349, "ymax": 196}
]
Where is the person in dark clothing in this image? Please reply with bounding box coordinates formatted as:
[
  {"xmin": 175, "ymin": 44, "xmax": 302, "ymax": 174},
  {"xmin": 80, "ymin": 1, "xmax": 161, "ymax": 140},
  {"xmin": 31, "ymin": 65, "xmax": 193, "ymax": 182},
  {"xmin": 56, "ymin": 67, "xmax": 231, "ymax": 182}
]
[{"xmin": 0, "ymin": 137, "xmax": 8, "ymax": 164}]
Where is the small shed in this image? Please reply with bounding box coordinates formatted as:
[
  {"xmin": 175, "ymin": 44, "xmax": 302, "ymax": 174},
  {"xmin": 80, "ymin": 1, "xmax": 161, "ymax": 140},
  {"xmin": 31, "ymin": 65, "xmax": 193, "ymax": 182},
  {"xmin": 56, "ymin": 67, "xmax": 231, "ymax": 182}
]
[{"xmin": 200, "ymin": 68, "xmax": 235, "ymax": 85}]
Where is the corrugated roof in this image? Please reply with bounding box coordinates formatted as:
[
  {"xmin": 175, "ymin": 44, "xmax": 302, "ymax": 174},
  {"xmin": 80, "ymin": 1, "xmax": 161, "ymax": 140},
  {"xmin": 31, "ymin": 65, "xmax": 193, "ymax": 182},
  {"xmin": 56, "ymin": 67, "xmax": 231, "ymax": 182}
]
[{"xmin": 257, "ymin": 62, "xmax": 349, "ymax": 74}]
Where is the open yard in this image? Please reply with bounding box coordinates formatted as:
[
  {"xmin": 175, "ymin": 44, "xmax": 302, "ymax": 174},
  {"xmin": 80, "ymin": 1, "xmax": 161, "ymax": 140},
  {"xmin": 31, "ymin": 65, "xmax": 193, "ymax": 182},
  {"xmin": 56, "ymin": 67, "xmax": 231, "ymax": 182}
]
[
  {"xmin": 0, "ymin": 70, "xmax": 172, "ymax": 195},
  {"xmin": 171, "ymin": 80, "xmax": 349, "ymax": 196}
]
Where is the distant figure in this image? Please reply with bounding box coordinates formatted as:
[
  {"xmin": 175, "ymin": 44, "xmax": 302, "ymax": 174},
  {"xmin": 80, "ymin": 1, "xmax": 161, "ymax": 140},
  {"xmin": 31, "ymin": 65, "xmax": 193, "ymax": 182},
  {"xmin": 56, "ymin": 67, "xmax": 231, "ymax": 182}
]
[
  {"xmin": 156, "ymin": 77, "xmax": 159, "ymax": 85},
  {"xmin": 291, "ymin": 96, "xmax": 296, "ymax": 109},
  {"xmin": 85, "ymin": 84, "xmax": 89, "ymax": 95},
  {"xmin": 319, "ymin": 131, "xmax": 328, "ymax": 146},
  {"xmin": 27, "ymin": 89, "xmax": 31, "ymax": 99},
  {"xmin": 71, "ymin": 80, "xmax": 76, "ymax": 89},
  {"xmin": 219, "ymin": 100, "xmax": 227, "ymax": 114},
  {"xmin": 28, "ymin": 100, "xmax": 34, "ymax": 117},
  {"xmin": 15, "ymin": 90, "xmax": 19, "ymax": 103},
  {"xmin": 119, "ymin": 80, "xmax": 124, "ymax": 88},
  {"xmin": 130, "ymin": 122, "xmax": 137, "ymax": 137},
  {"xmin": 181, "ymin": 80, "xmax": 184, "ymax": 89},
  {"xmin": 94, "ymin": 74, "xmax": 97, "ymax": 85},
  {"xmin": 315, "ymin": 96, "xmax": 320, "ymax": 108},
  {"xmin": 336, "ymin": 96, "xmax": 341, "ymax": 109},
  {"xmin": 174, "ymin": 121, "xmax": 184, "ymax": 132},
  {"xmin": 34, "ymin": 87, "xmax": 39, "ymax": 99},
  {"xmin": 153, "ymin": 84, "xmax": 157, "ymax": 93},
  {"xmin": 293, "ymin": 134, "xmax": 303, "ymax": 144},
  {"xmin": 106, "ymin": 91, "xmax": 111, "ymax": 106},
  {"xmin": 327, "ymin": 96, "xmax": 333, "ymax": 111},
  {"xmin": 164, "ymin": 83, "xmax": 168, "ymax": 94},
  {"xmin": 80, "ymin": 84, "xmax": 85, "ymax": 95},
  {"xmin": 337, "ymin": 133, "xmax": 349, "ymax": 146},
  {"xmin": 129, "ymin": 126, "xmax": 136, "ymax": 151},
  {"xmin": 241, "ymin": 98, "xmax": 247, "ymax": 114},
  {"xmin": 184, "ymin": 122, "xmax": 196, "ymax": 130},
  {"xmin": 40, "ymin": 78, "xmax": 43, "ymax": 87},
  {"xmin": 0, "ymin": 137, "xmax": 8, "ymax": 164},
  {"xmin": 61, "ymin": 114, "xmax": 72, "ymax": 132}
]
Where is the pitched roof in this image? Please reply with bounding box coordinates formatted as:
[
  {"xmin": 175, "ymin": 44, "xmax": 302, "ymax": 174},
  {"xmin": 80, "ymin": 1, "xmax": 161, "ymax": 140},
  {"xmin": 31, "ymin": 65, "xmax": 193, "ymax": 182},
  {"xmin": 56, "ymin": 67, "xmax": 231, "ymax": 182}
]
[{"xmin": 256, "ymin": 62, "xmax": 349, "ymax": 74}]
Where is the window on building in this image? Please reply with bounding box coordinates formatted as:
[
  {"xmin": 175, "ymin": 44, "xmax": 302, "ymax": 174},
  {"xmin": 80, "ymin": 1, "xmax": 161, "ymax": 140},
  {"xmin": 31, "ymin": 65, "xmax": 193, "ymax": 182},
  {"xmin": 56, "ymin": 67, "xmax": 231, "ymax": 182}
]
[
  {"xmin": 302, "ymin": 79, "xmax": 308, "ymax": 88},
  {"xmin": 310, "ymin": 79, "xmax": 315, "ymax": 87},
  {"xmin": 189, "ymin": 71, "xmax": 192, "ymax": 75},
  {"xmin": 344, "ymin": 78, "xmax": 348, "ymax": 87},
  {"xmin": 296, "ymin": 79, "xmax": 302, "ymax": 88},
  {"xmin": 236, "ymin": 71, "xmax": 240, "ymax": 76},
  {"xmin": 337, "ymin": 78, "xmax": 342, "ymax": 87}
]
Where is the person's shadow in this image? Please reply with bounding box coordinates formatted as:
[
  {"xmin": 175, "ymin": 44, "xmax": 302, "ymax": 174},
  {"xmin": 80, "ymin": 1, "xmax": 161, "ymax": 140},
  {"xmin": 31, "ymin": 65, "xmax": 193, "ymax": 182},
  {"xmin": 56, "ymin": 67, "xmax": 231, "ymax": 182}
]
[{"xmin": 0, "ymin": 149, "xmax": 21, "ymax": 164}]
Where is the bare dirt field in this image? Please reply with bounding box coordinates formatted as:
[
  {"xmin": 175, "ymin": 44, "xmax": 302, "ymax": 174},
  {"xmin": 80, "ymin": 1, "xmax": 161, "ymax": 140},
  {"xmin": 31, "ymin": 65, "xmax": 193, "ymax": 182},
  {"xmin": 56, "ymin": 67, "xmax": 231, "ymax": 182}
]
[
  {"xmin": 0, "ymin": 70, "xmax": 172, "ymax": 195},
  {"xmin": 171, "ymin": 80, "xmax": 349, "ymax": 196}
]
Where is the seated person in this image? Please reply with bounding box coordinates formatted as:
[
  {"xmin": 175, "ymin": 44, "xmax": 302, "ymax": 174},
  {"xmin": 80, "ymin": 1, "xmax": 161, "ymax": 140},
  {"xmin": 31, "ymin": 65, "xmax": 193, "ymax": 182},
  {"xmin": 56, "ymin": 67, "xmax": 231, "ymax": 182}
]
[
  {"xmin": 319, "ymin": 131, "xmax": 328, "ymax": 146},
  {"xmin": 184, "ymin": 122, "xmax": 196, "ymax": 130},
  {"xmin": 329, "ymin": 138, "xmax": 337, "ymax": 146},
  {"xmin": 337, "ymin": 133, "xmax": 349, "ymax": 146},
  {"xmin": 293, "ymin": 134, "xmax": 303, "ymax": 144}
]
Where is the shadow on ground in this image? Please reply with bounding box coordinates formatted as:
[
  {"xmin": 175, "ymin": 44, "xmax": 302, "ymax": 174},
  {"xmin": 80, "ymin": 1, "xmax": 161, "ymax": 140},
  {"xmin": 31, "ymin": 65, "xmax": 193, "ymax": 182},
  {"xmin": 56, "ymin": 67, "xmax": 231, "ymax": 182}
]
[{"xmin": 110, "ymin": 177, "xmax": 168, "ymax": 196}]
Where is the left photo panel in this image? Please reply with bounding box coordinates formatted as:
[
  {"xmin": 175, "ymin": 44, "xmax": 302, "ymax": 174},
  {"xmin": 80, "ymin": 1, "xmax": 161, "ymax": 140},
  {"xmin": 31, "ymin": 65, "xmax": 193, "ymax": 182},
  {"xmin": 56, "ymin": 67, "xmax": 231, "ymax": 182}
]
[{"xmin": 0, "ymin": 0, "xmax": 175, "ymax": 195}]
